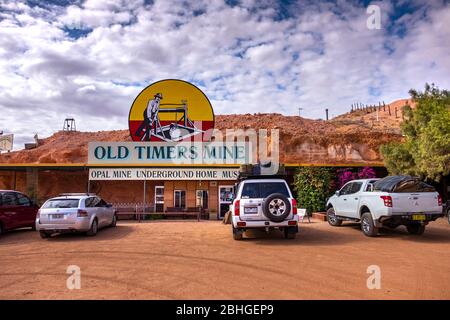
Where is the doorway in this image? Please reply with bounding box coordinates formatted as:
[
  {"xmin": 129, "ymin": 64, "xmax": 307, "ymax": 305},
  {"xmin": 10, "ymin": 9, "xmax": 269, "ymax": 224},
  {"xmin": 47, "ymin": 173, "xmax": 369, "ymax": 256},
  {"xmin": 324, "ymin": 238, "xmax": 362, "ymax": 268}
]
[
  {"xmin": 196, "ymin": 190, "xmax": 209, "ymax": 210},
  {"xmin": 174, "ymin": 190, "xmax": 186, "ymax": 209},
  {"xmin": 218, "ymin": 186, "xmax": 234, "ymax": 220},
  {"xmin": 155, "ymin": 186, "xmax": 164, "ymax": 212}
]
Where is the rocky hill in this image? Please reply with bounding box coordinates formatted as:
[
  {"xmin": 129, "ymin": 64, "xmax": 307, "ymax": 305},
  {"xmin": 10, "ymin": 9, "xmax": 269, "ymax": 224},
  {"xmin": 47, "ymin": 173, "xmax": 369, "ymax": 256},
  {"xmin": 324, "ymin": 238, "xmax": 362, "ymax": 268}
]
[
  {"xmin": 332, "ymin": 98, "xmax": 414, "ymax": 133},
  {"xmin": 0, "ymin": 100, "xmax": 410, "ymax": 165}
]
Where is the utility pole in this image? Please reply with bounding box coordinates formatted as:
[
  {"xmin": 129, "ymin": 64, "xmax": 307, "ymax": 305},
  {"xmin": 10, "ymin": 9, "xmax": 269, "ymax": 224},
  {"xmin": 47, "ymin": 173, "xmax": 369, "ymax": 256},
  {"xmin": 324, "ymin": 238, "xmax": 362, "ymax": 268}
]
[
  {"xmin": 298, "ymin": 107, "xmax": 303, "ymax": 117},
  {"xmin": 325, "ymin": 108, "xmax": 329, "ymax": 120}
]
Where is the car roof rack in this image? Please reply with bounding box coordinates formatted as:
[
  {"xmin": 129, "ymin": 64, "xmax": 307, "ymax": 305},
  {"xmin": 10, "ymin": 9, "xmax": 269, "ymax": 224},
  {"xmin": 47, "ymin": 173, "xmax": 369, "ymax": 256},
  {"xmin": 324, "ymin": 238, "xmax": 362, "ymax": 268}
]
[
  {"xmin": 237, "ymin": 174, "xmax": 287, "ymax": 181},
  {"xmin": 237, "ymin": 164, "xmax": 287, "ymax": 182},
  {"xmin": 58, "ymin": 193, "xmax": 97, "ymax": 197}
]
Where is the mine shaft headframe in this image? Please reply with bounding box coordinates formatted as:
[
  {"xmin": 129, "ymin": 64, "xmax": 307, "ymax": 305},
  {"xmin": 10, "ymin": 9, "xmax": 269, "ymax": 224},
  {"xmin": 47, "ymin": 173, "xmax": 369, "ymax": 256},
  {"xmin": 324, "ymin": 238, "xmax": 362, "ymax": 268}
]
[{"xmin": 63, "ymin": 118, "xmax": 76, "ymax": 132}]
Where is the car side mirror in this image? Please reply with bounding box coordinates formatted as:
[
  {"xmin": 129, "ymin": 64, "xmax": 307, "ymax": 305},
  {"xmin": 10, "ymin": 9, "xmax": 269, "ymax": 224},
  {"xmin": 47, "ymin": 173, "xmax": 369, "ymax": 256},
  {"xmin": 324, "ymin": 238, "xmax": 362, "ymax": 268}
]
[{"xmin": 335, "ymin": 191, "xmax": 340, "ymax": 197}]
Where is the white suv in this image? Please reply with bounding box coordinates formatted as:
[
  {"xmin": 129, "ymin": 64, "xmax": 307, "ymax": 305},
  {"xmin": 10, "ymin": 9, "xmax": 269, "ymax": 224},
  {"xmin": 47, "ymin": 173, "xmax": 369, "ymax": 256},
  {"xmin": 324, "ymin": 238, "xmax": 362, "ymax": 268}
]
[{"xmin": 230, "ymin": 178, "xmax": 299, "ymax": 240}]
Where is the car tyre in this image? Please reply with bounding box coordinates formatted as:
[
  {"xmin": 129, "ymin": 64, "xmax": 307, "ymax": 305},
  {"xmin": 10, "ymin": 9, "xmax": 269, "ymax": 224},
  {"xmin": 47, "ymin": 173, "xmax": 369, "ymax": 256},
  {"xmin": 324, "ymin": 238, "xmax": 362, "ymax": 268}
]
[
  {"xmin": 262, "ymin": 193, "xmax": 291, "ymax": 223},
  {"xmin": 361, "ymin": 212, "xmax": 378, "ymax": 237},
  {"xmin": 39, "ymin": 231, "xmax": 50, "ymax": 239},
  {"xmin": 326, "ymin": 207, "xmax": 343, "ymax": 226},
  {"xmin": 232, "ymin": 225, "xmax": 243, "ymax": 240},
  {"xmin": 86, "ymin": 219, "xmax": 98, "ymax": 237},
  {"xmin": 447, "ymin": 208, "xmax": 450, "ymax": 225},
  {"xmin": 406, "ymin": 224, "xmax": 425, "ymax": 235},
  {"xmin": 0, "ymin": 222, "xmax": 3, "ymax": 236},
  {"xmin": 284, "ymin": 227, "xmax": 296, "ymax": 239},
  {"xmin": 110, "ymin": 214, "xmax": 117, "ymax": 227}
]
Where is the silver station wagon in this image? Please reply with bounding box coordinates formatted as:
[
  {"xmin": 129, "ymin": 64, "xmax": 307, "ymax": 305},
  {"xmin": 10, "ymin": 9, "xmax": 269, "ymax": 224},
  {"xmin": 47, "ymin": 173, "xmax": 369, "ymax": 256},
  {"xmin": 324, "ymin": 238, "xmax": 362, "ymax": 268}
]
[{"xmin": 36, "ymin": 194, "xmax": 117, "ymax": 238}]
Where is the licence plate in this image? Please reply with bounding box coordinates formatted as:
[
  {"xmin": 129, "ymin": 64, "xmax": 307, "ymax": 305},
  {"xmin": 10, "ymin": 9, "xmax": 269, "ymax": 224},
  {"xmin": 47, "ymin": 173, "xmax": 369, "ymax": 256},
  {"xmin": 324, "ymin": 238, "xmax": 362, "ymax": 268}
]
[
  {"xmin": 412, "ymin": 214, "xmax": 426, "ymax": 221},
  {"xmin": 244, "ymin": 207, "xmax": 258, "ymax": 214},
  {"xmin": 51, "ymin": 214, "xmax": 64, "ymax": 219}
]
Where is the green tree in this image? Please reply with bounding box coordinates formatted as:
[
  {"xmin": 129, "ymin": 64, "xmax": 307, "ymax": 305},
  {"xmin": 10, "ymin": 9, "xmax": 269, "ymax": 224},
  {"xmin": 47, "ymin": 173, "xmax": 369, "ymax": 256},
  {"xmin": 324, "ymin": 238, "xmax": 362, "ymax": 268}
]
[
  {"xmin": 381, "ymin": 84, "xmax": 450, "ymax": 181},
  {"xmin": 293, "ymin": 167, "xmax": 334, "ymax": 213}
]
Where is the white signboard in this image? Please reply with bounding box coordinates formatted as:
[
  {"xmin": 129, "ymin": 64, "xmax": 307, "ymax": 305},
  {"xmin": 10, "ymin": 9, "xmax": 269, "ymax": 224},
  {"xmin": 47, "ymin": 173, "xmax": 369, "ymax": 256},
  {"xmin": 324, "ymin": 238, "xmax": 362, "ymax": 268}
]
[
  {"xmin": 88, "ymin": 142, "xmax": 252, "ymax": 165},
  {"xmin": 89, "ymin": 168, "xmax": 240, "ymax": 181},
  {"xmin": 0, "ymin": 134, "xmax": 13, "ymax": 151}
]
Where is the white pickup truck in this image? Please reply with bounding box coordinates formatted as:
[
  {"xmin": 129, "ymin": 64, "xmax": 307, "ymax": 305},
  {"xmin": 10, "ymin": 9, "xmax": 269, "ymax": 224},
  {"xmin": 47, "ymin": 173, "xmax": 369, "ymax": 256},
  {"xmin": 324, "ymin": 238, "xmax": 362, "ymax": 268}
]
[{"xmin": 326, "ymin": 176, "xmax": 443, "ymax": 237}]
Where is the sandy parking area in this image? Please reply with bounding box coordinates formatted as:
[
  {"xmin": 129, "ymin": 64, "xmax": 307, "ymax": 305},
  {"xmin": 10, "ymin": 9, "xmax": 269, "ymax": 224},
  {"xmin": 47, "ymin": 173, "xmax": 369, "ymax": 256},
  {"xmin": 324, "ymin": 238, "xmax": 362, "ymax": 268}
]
[{"xmin": 0, "ymin": 218, "xmax": 449, "ymax": 300}]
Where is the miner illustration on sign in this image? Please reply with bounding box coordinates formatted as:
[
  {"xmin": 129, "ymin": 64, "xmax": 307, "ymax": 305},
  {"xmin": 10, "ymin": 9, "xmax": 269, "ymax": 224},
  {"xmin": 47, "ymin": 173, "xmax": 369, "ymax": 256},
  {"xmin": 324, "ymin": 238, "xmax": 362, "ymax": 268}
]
[{"xmin": 136, "ymin": 93, "xmax": 163, "ymax": 141}]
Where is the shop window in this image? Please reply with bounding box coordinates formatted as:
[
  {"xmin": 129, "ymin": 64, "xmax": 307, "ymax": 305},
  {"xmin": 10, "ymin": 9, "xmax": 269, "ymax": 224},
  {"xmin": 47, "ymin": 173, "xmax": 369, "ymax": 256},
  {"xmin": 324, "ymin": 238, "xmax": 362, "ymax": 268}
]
[
  {"xmin": 174, "ymin": 190, "xmax": 186, "ymax": 208},
  {"xmin": 196, "ymin": 190, "xmax": 208, "ymax": 209}
]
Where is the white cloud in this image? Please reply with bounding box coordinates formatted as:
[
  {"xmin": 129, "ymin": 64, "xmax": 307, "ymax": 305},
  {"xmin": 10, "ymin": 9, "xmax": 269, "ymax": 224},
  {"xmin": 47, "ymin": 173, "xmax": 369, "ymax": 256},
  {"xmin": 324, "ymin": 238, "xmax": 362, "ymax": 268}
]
[{"xmin": 0, "ymin": 0, "xmax": 449, "ymax": 150}]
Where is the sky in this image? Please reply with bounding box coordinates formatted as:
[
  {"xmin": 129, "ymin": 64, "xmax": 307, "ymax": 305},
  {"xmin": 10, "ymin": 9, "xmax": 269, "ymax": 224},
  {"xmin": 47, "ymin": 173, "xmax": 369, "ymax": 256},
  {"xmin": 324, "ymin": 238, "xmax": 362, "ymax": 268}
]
[{"xmin": 0, "ymin": 0, "xmax": 449, "ymax": 149}]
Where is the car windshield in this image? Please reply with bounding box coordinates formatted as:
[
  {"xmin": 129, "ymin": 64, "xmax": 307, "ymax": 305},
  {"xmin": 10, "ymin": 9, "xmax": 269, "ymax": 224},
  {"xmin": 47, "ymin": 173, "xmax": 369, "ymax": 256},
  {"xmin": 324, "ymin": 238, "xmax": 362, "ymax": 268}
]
[
  {"xmin": 241, "ymin": 182, "xmax": 290, "ymax": 199},
  {"xmin": 42, "ymin": 199, "xmax": 80, "ymax": 209}
]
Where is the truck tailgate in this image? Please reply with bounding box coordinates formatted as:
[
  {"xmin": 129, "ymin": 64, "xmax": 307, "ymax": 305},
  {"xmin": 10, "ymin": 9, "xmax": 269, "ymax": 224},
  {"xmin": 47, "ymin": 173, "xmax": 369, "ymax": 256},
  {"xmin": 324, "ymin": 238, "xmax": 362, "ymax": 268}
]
[{"xmin": 391, "ymin": 192, "xmax": 441, "ymax": 213}]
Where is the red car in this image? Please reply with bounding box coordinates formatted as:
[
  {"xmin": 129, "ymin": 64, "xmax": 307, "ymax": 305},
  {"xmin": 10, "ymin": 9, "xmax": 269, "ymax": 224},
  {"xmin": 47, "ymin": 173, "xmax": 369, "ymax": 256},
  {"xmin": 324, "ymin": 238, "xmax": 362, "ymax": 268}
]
[{"xmin": 0, "ymin": 190, "xmax": 39, "ymax": 236}]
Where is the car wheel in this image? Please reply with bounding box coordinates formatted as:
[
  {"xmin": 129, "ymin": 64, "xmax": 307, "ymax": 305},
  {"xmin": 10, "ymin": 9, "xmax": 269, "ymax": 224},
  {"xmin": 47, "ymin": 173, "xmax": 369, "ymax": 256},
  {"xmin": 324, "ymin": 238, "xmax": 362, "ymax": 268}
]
[
  {"xmin": 86, "ymin": 219, "xmax": 98, "ymax": 237},
  {"xmin": 262, "ymin": 193, "xmax": 291, "ymax": 223},
  {"xmin": 110, "ymin": 214, "xmax": 117, "ymax": 227},
  {"xmin": 39, "ymin": 231, "xmax": 50, "ymax": 239},
  {"xmin": 232, "ymin": 225, "xmax": 243, "ymax": 240},
  {"xmin": 284, "ymin": 227, "xmax": 296, "ymax": 239},
  {"xmin": 447, "ymin": 209, "xmax": 450, "ymax": 224},
  {"xmin": 406, "ymin": 224, "xmax": 425, "ymax": 235},
  {"xmin": 31, "ymin": 224, "xmax": 36, "ymax": 231},
  {"xmin": 326, "ymin": 207, "xmax": 342, "ymax": 226},
  {"xmin": 0, "ymin": 223, "xmax": 3, "ymax": 236},
  {"xmin": 361, "ymin": 212, "xmax": 378, "ymax": 237}
]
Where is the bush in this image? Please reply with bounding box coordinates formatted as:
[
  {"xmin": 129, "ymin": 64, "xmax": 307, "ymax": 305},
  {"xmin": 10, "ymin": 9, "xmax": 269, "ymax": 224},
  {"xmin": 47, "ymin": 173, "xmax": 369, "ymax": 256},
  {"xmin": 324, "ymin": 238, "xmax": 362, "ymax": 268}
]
[
  {"xmin": 381, "ymin": 84, "xmax": 450, "ymax": 182},
  {"xmin": 293, "ymin": 167, "xmax": 335, "ymax": 214}
]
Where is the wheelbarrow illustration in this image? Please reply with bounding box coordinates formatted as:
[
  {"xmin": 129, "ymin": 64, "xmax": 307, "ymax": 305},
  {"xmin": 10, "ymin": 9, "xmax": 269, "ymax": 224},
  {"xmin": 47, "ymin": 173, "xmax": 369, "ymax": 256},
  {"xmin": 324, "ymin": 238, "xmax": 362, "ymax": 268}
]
[{"xmin": 140, "ymin": 100, "xmax": 204, "ymax": 142}]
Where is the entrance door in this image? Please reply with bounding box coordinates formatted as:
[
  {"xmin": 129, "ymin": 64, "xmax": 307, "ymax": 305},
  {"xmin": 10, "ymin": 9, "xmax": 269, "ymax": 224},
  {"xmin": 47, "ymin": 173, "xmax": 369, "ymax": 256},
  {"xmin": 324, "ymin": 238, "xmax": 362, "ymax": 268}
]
[
  {"xmin": 218, "ymin": 186, "xmax": 234, "ymax": 220},
  {"xmin": 196, "ymin": 190, "xmax": 208, "ymax": 210},
  {"xmin": 155, "ymin": 186, "xmax": 164, "ymax": 212},
  {"xmin": 174, "ymin": 190, "xmax": 186, "ymax": 209}
]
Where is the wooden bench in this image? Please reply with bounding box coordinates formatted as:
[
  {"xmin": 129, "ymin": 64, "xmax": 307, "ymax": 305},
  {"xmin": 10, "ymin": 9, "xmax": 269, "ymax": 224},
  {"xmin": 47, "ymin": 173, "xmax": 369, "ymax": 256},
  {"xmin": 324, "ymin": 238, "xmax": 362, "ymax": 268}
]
[
  {"xmin": 113, "ymin": 204, "xmax": 156, "ymax": 222},
  {"xmin": 113, "ymin": 204, "xmax": 207, "ymax": 222},
  {"xmin": 165, "ymin": 207, "xmax": 203, "ymax": 221}
]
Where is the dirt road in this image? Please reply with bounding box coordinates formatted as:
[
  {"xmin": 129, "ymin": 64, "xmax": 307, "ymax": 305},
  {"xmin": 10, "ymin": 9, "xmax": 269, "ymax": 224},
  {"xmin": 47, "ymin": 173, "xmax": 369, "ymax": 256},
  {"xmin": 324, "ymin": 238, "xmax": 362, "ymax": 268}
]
[{"xmin": 1, "ymin": 219, "xmax": 449, "ymax": 299}]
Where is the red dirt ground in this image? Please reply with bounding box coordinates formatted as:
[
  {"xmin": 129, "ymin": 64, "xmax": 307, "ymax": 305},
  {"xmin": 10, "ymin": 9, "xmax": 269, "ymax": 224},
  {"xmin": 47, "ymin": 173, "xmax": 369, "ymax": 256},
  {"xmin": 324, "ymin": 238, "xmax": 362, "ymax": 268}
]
[{"xmin": 0, "ymin": 218, "xmax": 449, "ymax": 300}]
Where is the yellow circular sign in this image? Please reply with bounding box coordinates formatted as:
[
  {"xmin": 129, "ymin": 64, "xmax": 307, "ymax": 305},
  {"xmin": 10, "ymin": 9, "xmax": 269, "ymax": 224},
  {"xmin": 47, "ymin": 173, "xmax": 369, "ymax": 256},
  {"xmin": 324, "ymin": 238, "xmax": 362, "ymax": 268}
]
[{"xmin": 129, "ymin": 79, "xmax": 214, "ymax": 142}]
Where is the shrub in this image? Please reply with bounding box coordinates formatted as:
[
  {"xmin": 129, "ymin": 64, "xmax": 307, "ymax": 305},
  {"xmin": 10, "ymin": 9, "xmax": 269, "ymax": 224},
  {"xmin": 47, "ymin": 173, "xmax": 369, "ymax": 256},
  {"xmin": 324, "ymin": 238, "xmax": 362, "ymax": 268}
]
[
  {"xmin": 337, "ymin": 167, "xmax": 376, "ymax": 188},
  {"xmin": 293, "ymin": 167, "xmax": 335, "ymax": 213}
]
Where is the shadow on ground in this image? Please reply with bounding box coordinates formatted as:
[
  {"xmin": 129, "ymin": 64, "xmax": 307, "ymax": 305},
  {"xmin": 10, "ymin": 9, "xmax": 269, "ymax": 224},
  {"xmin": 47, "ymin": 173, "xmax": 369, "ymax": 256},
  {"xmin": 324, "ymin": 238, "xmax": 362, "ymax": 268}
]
[{"xmin": 0, "ymin": 225, "xmax": 133, "ymax": 245}]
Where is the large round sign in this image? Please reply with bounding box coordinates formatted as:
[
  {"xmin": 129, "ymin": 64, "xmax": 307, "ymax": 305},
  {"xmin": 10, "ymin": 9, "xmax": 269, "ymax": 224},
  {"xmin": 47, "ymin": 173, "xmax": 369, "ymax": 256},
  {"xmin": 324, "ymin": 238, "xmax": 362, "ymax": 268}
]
[{"xmin": 128, "ymin": 79, "xmax": 214, "ymax": 142}]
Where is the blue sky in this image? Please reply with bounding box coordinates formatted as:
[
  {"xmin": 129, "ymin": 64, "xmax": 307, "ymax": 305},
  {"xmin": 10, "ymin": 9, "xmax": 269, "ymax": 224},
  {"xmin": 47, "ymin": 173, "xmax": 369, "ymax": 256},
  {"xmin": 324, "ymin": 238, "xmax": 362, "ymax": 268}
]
[{"xmin": 0, "ymin": 0, "xmax": 449, "ymax": 149}]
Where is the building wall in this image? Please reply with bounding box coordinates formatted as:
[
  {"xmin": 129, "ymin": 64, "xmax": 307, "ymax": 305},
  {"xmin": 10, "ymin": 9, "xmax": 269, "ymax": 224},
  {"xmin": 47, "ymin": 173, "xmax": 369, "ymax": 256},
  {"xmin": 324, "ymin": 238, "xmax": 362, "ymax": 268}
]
[
  {"xmin": 0, "ymin": 171, "xmax": 28, "ymax": 195},
  {"xmin": 163, "ymin": 179, "xmax": 234, "ymax": 219},
  {"xmin": 0, "ymin": 170, "xmax": 231, "ymax": 218},
  {"xmin": 0, "ymin": 171, "xmax": 15, "ymax": 190}
]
